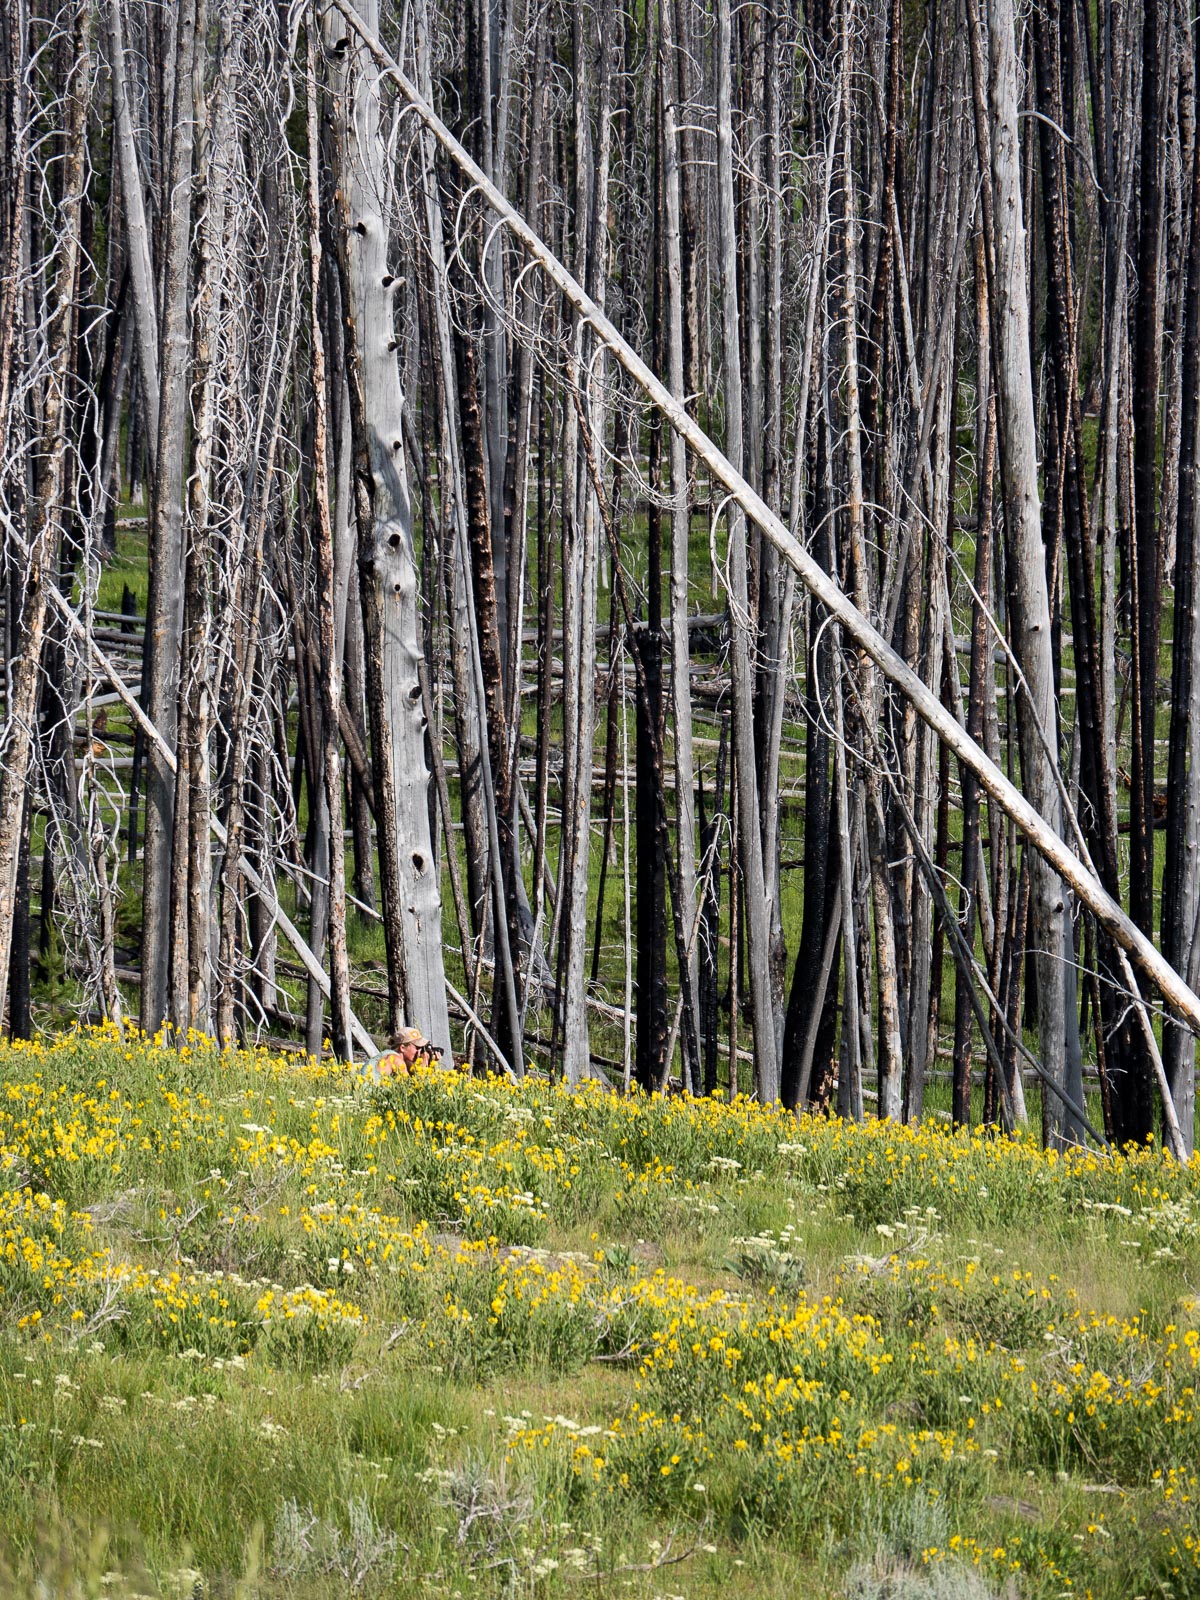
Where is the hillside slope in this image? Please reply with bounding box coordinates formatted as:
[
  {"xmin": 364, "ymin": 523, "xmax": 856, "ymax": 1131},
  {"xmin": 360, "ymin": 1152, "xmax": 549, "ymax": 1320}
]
[{"xmin": 1, "ymin": 1031, "xmax": 1199, "ymax": 1597}]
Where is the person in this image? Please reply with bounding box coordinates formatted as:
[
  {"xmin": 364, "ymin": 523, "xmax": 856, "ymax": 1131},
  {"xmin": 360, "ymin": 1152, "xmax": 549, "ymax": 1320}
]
[
  {"xmin": 365, "ymin": 1026, "xmax": 435, "ymax": 1082},
  {"xmin": 392, "ymin": 1026, "xmax": 433, "ymax": 1071}
]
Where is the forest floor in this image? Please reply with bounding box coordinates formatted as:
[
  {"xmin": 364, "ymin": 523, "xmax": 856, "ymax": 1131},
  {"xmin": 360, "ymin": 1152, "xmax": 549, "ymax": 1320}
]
[{"xmin": 2, "ymin": 1030, "xmax": 1198, "ymax": 1598}]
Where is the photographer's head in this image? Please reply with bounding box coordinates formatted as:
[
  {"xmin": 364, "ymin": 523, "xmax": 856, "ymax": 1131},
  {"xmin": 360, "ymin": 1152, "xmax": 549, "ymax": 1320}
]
[{"xmin": 390, "ymin": 1026, "xmax": 432, "ymax": 1067}]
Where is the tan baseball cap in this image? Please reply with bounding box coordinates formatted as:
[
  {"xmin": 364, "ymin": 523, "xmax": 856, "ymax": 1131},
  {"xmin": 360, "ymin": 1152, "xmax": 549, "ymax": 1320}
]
[{"xmin": 394, "ymin": 1026, "xmax": 427, "ymax": 1047}]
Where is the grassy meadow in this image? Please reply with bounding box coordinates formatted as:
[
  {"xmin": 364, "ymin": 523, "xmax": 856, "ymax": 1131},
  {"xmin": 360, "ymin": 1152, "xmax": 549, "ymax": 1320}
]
[{"xmin": 2, "ymin": 1029, "xmax": 1200, "ymax": 1598}]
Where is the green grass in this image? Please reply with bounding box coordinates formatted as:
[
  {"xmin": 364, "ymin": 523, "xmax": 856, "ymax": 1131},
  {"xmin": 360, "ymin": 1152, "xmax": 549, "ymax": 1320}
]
[{"xmin": 2, "ymin": 1030, "xmax": 1199, "ymax": 1597}]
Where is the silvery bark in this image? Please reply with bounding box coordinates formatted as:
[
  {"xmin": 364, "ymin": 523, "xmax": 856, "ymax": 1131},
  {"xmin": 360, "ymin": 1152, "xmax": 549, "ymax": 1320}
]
[
  {"xmin": 985, "ymin": 0, "xmax": 1069, "ymax": 1143},
  {"xmin": 837, "ymin": 3, "xmax": 903, "ymax": 1119},
  {"xmin": 560, "ymin": 2, "xmax": 612, "ymax": 1084},
  {"xmin": 329, "ymin": 0, "xmax": 450, "ymax": 1052},
  {"xmin": 107, "ymin": 0, "xmax": 159, "ymax": 444},
  {"xmin": 659, "ymin": 0, "xmax": 701, "ymax": 1084},
  {"xmin": 715, "ymin": 0, "xmax": 779, "ymax": 1100}
]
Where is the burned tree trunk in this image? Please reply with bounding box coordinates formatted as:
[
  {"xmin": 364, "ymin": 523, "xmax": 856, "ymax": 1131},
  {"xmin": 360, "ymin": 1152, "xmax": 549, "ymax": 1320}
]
[
  {"xmin": 141, "ymin": 0, "xmax": 201, "ymax": 1033},
  {"xmin": 306, "ymin": 21, "xmax": 352, "ymax": 1059},
  {"xmin": 1162, "ymin": 64, "xmax": 1200, "ymax": 1155}
]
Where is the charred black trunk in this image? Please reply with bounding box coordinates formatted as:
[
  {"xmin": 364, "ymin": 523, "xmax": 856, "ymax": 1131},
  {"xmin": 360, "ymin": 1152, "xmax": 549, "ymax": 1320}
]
[{"xmin": 636, "ymin": 420, "xmax": 668, "ymax": 1091}]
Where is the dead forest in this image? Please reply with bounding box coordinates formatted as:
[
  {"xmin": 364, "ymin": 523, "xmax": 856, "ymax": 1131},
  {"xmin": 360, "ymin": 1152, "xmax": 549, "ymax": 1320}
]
[{"xmin": 3, "ymin": 0, "xmax": 1200, "ymax": 1156}]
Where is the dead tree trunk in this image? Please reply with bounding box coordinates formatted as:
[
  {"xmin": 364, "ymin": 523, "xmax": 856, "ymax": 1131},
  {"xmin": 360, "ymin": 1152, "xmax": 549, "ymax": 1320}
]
[
  {"xmin": 838, "ymin": 2, "xmax": 904, "ymax": 1118},
  {"xmin": 306, "ymin": 20, "xmax": 352, "ymax": 1059},
  {"xmin": 659, "ymin": 0, "xmax": 701, "ymax": 1072},
  {"xmin": 328, "ymin": 0, "xmax": 450, "ymax": 1052},
  {"xmin": 716, "ymin": 0, "xmax": 779, "ymax": 1100},
  {"xmin": 984, "ymin": 0, "xmax": 1069, "ymax": 1143},
  {"xmin": 1129, "ymin": 0, "xmax": 1164, "ymax": 956},
  {"xmin": 0, "ymin": 0, "xmax": 93, "ymax": 1028},
  {"xmin": 141, "ymin": 0, "xmax": 200, "ymax": 1033},
  {"xmin": 1162, "ymin": 61, "xmax": 1200, "ymax": 1155},
  {"xmin": 108, "ymin": 0, "xmax": 159, "ymax": 444},
  {"xmin": 559, "ymin": 2, "xmax": 612, "ymax": 1084}
]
